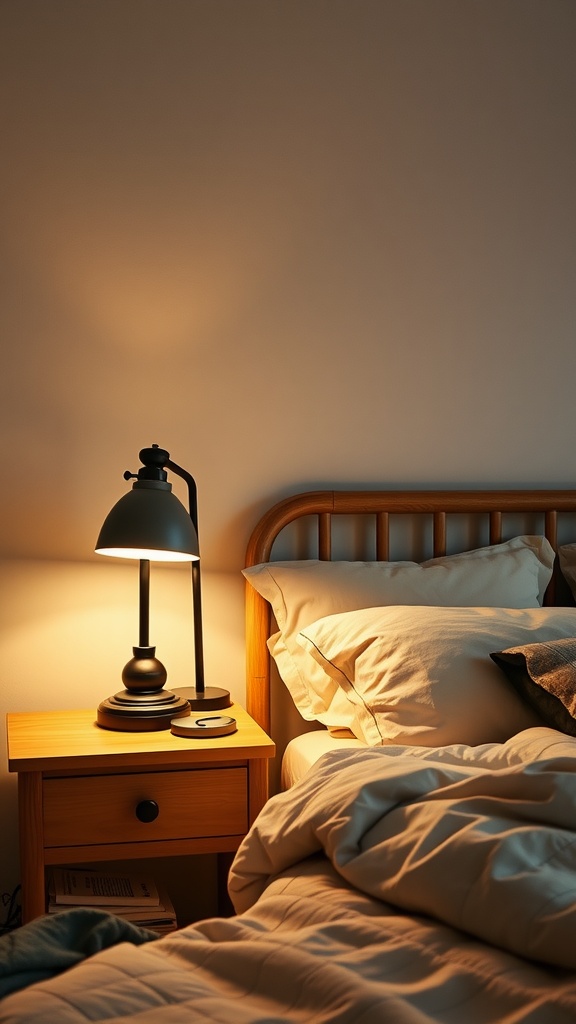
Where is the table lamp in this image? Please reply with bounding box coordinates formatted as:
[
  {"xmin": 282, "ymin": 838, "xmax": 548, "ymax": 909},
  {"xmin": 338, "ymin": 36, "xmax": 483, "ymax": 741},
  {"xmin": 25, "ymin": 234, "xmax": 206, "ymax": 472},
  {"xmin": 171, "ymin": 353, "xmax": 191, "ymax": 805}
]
[{"xmin": 95, "ymin": 444, "xmax": 231, "ymax": 731}]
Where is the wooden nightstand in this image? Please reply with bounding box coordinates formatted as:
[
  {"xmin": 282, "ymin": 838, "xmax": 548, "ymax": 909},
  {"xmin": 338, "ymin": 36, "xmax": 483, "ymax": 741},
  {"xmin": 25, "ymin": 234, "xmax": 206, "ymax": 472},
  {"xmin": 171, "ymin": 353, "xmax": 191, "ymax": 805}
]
[{"xmin": 6, "ymin": 704, "xmax": 275, "ymax": 924}]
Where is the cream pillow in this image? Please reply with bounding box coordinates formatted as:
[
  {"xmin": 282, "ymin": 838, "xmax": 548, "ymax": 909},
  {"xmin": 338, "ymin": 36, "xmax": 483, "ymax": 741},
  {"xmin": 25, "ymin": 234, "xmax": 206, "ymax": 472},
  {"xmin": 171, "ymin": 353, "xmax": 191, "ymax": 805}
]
[
  {"xmin": 243, "ymin": 537, "xmax": 555, "ymax": 725},
  {"xmin": 297, "ymin": 605, "xmax": 576, "ymax": 746}
]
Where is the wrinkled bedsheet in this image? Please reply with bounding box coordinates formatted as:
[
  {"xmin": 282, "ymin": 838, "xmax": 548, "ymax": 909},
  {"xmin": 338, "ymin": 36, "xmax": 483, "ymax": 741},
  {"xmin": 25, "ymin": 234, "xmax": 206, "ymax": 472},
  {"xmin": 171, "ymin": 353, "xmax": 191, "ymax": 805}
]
[{"xmin": 1, "ymin": 727, "xmax": 576, "ymax": 1023}]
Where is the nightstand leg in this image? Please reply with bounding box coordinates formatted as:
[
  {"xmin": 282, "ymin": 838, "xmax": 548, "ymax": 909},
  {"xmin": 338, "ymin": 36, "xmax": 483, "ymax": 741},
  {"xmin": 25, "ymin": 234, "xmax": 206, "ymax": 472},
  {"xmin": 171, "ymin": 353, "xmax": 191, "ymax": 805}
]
[{"xmin": 18, "ymin": 772, "xmax": 46, "ymax": 923}]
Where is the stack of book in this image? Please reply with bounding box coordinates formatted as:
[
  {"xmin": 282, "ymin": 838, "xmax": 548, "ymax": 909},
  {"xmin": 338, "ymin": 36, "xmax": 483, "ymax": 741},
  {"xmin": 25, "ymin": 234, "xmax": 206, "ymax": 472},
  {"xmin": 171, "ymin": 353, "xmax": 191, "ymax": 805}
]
[{"xmin": 48, "ymin": 867, "xmax": 178, "ymax": 935}]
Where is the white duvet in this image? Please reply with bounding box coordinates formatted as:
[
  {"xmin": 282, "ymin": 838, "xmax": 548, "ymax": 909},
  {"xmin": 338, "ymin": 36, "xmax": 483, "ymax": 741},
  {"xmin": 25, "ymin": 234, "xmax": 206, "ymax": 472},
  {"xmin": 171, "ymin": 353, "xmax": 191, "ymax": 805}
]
[
  {"xmin": 231, "ymin": 725, "xmax": 576, "ymax": 970},
  {"xmin": 2, "ymin": 727, "xmax": 576, "ymax": 1023}
]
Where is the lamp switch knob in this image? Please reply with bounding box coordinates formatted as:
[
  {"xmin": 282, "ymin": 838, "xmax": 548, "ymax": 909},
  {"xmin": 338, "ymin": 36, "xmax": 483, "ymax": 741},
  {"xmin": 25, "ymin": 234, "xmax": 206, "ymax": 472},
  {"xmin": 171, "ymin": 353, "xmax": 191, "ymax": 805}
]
[{"xmin": 135, "ymin": 799, "xmax": 159, "ymax": 823}]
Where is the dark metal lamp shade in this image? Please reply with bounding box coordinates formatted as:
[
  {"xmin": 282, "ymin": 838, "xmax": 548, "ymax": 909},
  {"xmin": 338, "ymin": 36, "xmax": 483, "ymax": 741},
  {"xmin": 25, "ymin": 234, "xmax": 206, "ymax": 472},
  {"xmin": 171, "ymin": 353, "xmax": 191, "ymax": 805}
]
[{"xmin": 96, "ymin": 480, "xmax": 199, "ymax": 561}]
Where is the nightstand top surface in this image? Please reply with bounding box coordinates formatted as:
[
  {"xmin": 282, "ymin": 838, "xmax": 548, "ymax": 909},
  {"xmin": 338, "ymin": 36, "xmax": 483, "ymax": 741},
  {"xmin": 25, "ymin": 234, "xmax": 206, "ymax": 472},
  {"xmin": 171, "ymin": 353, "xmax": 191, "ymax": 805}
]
[{"xmin": 6, "ymin": 703, "xmax": 275, "ymax": 773}]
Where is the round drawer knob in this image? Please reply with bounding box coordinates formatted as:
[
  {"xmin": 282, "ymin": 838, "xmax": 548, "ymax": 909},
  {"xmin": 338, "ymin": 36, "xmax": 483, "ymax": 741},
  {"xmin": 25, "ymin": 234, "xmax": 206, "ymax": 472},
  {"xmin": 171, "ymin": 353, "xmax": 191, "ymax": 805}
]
[{"xmin": 135, "ymin": 799, "xmax": 159, "ymax": 823}]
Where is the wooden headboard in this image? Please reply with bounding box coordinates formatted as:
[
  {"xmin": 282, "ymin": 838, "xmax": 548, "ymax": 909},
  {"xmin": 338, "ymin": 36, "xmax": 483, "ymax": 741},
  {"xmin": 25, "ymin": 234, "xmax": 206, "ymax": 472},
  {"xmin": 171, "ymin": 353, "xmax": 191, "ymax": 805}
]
[{"xmin": 244, "ymin": 488, "xmax": 576, "ymax": 736}]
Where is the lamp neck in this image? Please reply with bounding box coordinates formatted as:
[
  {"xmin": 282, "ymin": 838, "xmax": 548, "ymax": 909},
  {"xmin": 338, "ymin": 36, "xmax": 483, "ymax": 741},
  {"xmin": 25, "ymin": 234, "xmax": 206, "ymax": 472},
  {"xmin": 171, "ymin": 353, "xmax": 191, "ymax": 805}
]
[
  {"xmin": 124, "ymin": 445, "xmax": 169, "ymax": 484},
  {"xmin": 132, "ymin": 444, "xmax": 204, "ymax": 692}
]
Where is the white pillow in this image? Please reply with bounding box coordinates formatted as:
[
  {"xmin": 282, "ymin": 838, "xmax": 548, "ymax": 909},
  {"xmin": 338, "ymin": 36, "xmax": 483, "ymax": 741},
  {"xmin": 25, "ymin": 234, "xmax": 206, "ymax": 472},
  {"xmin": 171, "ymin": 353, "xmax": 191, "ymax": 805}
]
[
  {"xmin": 243, "ymin": 537, "xmax": 555, "ymax": 724},
  {"xmin": 298, "ymin": 605, "xmax": 576, "ymax": 746}
]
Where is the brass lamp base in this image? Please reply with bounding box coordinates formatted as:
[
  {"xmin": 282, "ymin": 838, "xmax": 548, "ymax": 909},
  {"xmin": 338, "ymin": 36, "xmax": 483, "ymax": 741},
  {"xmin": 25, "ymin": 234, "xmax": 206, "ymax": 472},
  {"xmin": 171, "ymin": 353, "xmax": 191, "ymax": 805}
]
[
  {"xmin": 97, "ymin": 688, "xmax": 190, "ymax": 731},
  {"xmin": 97, "ymin": 645, "xmax": 190, "ymax": 731}
]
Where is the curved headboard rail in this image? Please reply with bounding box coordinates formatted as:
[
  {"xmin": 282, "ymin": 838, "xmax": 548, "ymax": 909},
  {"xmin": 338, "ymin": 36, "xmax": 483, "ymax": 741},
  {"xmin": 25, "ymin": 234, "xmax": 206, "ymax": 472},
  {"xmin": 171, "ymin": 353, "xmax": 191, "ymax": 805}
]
[{"xmin": 244, "ymin": 488, "xmax": 576, "ymax": 732}]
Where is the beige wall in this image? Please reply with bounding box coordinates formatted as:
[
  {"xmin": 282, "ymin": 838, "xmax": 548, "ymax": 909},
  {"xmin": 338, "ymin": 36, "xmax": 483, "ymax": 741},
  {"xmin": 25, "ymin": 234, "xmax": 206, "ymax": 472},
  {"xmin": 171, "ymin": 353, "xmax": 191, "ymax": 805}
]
[{"xmin": 1, "ymin": 0, "xmax": 575, "ymax": 903}]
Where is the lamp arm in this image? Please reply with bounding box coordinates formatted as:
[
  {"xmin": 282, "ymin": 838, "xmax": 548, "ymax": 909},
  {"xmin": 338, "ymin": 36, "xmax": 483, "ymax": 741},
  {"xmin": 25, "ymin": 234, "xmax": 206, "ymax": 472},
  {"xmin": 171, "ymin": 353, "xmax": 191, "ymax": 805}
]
[
  {"xmin": 164, "ymin": 458, "xmax": 198, "ymax": 534},
  {"xmin": 164, "ymin": 457, "xmax": 205, "ymax": 693}
]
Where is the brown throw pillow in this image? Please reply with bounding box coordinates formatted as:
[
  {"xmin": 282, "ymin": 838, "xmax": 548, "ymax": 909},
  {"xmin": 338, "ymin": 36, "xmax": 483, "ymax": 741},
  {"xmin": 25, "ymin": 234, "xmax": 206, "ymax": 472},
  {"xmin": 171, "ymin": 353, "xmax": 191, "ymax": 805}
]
[{"xmin": 491, "ymin": 638, "xmax": 576, "ymax": 737}]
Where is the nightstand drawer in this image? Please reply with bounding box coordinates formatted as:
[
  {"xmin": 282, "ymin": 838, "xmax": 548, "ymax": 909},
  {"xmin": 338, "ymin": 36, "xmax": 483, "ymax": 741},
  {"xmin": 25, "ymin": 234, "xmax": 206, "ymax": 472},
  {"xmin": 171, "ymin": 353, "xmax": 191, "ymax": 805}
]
[{"xmin": 43, "ymin": 768, "xmax": 248, "ymax": 847}]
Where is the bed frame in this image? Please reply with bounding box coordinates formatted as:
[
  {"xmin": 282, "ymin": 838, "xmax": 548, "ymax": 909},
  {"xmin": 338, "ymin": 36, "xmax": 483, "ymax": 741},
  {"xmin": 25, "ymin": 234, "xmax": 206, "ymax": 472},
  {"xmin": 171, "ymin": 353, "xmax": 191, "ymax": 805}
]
[{"xmin": 245, "ymin": 488, "xmax": 576, "ymax": 739}]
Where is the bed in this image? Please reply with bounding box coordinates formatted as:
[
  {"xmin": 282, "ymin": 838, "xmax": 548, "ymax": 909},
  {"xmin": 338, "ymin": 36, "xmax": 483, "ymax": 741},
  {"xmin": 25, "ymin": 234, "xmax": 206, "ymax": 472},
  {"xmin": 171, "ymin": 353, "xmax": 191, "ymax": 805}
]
[{"xmin": 3, "ymin": 487, "xmax": 576, "ymax": 1023}]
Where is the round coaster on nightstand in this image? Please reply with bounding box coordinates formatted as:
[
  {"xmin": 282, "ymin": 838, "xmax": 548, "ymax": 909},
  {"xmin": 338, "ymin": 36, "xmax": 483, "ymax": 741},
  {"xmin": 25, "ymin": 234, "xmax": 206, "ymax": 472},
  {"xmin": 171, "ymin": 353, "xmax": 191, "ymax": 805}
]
[{"xmin": 170, "ymin": 715, "xmax": 237, "ymax": 738}]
